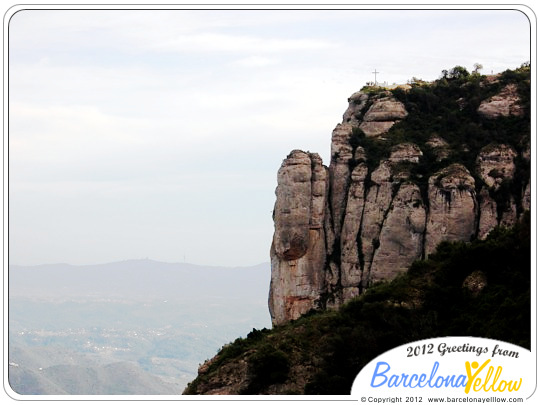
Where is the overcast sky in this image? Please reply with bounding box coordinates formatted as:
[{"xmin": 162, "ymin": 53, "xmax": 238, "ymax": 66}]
[{"xmin": 8, "ymin": 7, "xmax": 532, "ymax": 267}]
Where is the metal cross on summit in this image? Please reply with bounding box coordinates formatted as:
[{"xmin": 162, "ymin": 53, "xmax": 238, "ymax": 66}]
[{"xmin": 372, "ymin": 69, "xmax": 379, "ymax": 86}]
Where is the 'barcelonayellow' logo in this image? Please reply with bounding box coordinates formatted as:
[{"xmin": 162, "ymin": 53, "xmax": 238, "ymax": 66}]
[{"xmin": 352, "ymin": 337, "xmax": 533, "ymax": 400}]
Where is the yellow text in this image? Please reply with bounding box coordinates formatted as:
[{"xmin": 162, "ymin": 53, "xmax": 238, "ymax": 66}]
[{"xmin": 464, "ymin": 360, "xmax": 522, "ymax": 394}]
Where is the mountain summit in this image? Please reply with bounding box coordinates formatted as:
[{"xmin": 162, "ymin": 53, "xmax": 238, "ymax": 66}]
[{"xmin": 269, "ymin": 65, "xmax": 530, "ymax": 325}]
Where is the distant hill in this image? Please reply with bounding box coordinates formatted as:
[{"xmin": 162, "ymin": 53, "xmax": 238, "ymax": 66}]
[
  {"xmin": 9, "ymin": 259, "xmax": 270, "ymax": 301},
  {"xmin": 9, "ymin": 346, "xmax": 182, "ymax": 395}
]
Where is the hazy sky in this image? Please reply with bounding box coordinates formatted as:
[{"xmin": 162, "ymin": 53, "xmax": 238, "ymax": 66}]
[{"xmin": 8, "ymin": 6, "xmax": 532, "ymax": 267}]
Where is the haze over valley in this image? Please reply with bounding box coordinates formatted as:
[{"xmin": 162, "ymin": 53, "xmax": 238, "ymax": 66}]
[{"xmin": 9, "ymin": 260, "xmax": 271, "ymax": 394}]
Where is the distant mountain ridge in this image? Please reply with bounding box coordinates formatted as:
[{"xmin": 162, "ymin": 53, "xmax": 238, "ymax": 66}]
[{"xmin": 10, "ymin": 259, "xmax": 271, "ymax": 300}]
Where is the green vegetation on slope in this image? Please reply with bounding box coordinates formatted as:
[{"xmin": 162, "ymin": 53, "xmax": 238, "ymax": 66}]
[
  {"xmin": 350, "ymin": 63, "xmax": 530, "ymax": 212},
  {"xmin": 184, "ymin": 214, "xmax": 530, "ymax": 394}
]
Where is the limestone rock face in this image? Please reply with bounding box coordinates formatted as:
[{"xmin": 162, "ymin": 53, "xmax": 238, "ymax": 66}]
[
  {"xmin": 269, "ymin": 150, "xmax": 327, "ymax": 325},
  {"xmin": 271, "ymin": 150, "xmax": 312, "ymax": 261},
  {"xmin": 343, "ymin": 91, "xmax": 369, "ymax": 125},
  {"xmin": 477, "ymin": 84, "xmax": 524, "ymax": 119},
  {"xmin": 477, "ymin": 187, "xmax": 498, "ymax": 240},
  {"xmin": 269, "ymin": 81, "xmax": 528, "ymax": 325},
  {"xmin": 474, "ymin": 142, "xmax": 525, "ymax": 238},
  {"xmin": 340, "ymin": 159, "xmax": 368, "ymax": 299},
  {"xmin": 424, "ymin": 164, "xmax": 477, "ymax": 256},
  {"xmin": 328, "ymin": 123, "xmax": 354, "ymax": 243},
  {"xmin": 309, "ymin": 153, "xmax": 327, "ymax": 229},
  {"xmin": 370, "ymin": 182, "xmax": 426, "ymax": 283},
  {"xmin": 389, "ymin": 143, "xmax": 423, "ymax": 163},
  {"xmin": 358, "ymin": 121, "xmax": 396, "ymax": 137},
  {"xmin": 359, "ymin": 96, "xmax": 408, "ymax": 137},
  {"xmin": 476, "ymin": 144, "xmax": 517, "ymax": 190},
  {"xmin": 363, "ymin": 97, "xmax": 408, "ymax": 122},
  {"xmin": 359, "ymin": 160, "xmax": 394, "ymax": 282}
]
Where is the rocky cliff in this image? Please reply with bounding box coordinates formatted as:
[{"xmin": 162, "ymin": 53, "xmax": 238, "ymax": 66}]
[
  {"xmin": 183, "ymin": 65, "xmax": 531, "ymax": 395},
  {"xmin": 269, "ymin": 66, "xmax": 530, "ymax": 325}
]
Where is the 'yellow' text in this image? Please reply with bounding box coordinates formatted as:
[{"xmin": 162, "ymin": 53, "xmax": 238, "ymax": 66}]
[{"xmin": 464, "ymin": 359, "xmax": 522, "ymax": 394}]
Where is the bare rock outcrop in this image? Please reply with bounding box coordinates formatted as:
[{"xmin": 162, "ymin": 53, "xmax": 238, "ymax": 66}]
[
  {"xmin": 389, "ymin": 143, "xmax": 423, "ymax": 163},
  {"xmin": 362, "ymin": 96, "xmax": 408, "ymax": 122},
  {"xmin": 359, "ymin": 160, "xmax": 394, "ymax": 282},
  {"xmin": 477, "ymin": 187, "xmax": 498, "ymax": 240},
  {"xmin": 269, "ymin": 77, "xmax": 528, "ymax": 325},
  {"xmin": 477, "ymin": 84, "xmax": 524, "ymax": 119},
  {"xmin": 359, "ymin": 96, "xmax": 408, "ymax": 137},
  {"xmin": 475, "ymin": 143, "xmax": 522, "ymax": 233},
  {"xmin": 269, "ymin": 150, "xmax": 327, "ymax": 325},
  {"xmin": 476, "ymin": 144, "xmax": 517, "ymax": 190},
  {"xmin": 424, "ymin": 164, "xmax": 477, "ymax": 256},
  {"xmin": 343, "ymin": 91, "xmax": 369, "ymax": 126},
  {"xmin": 370, "ymin": 182, "xmax": 426, "ymax": 283},
  {"xmin": 339, "ymin": 157, "xmax": 368, "ymax": 301},
  {"xmin": 328, "ymin": 123, "xmax": 354, "ymax": 241}
]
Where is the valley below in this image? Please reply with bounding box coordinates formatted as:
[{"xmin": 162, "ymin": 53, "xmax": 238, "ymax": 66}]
[{"xmin": 8, "ymin": 260, "xmax": 272, "ymax": 395}]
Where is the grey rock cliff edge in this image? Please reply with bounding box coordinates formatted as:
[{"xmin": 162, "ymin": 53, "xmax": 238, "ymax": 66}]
[{"xmin": 269, "ymin": 81, "xmax": 528, "ymax": 325}]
